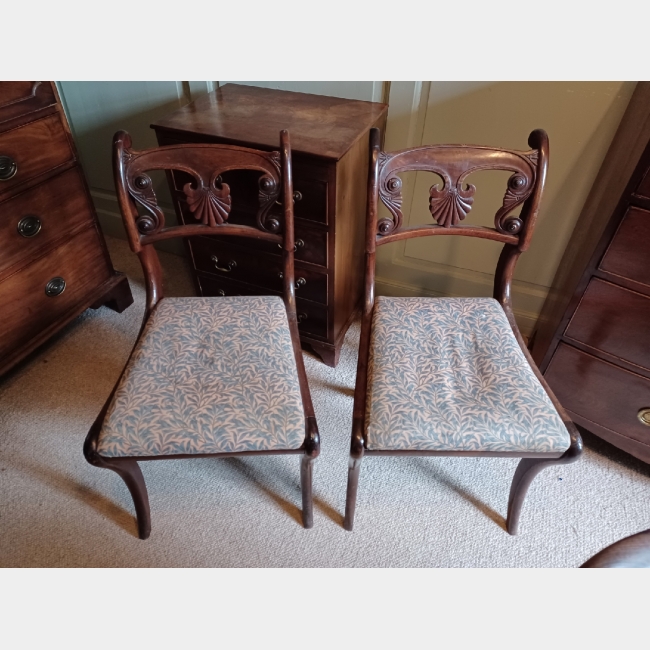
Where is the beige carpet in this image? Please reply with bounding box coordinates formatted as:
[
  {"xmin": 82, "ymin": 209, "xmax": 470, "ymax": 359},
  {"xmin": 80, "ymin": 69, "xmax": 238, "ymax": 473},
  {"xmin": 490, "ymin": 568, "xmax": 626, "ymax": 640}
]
[{"xmin": 1, "ymin": 236, "xmax": 649, "ymax": 567}]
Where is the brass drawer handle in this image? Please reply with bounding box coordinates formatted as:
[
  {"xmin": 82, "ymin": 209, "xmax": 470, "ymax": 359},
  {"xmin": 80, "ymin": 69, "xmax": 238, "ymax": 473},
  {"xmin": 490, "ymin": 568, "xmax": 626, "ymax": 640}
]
[
  {"xmin": 17, "ymin": 215, "xmax": 42, "ymax": 238},
  {"xmin": 0, "ymin": 155, "xmax": 17, "ymax": 181},
  {"xmin": 210, "ymin": 255, "xmax": 236, "ymax": 273},
  {"xmin": 45, "ymin": 277, "xmax": 66, "ymax": 297},
  {"xmin": 638, "ymin": 408, "xmax": 650, "ymax": 426},
  {"xmin": 277, "ymin": 271, "xmax": 306, "ymax": 288},
  {"xmin": 297, "ymin": 312, "xmax": 308, "ymax": 323},
  {"xmin": 277, "ymin": 239, "xmax": 304, "ymax": 253}
]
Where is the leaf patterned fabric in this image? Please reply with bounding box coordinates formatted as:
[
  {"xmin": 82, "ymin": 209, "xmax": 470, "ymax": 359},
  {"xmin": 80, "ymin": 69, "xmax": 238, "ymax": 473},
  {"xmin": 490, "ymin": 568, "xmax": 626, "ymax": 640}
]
[
  {"xmin": 97, "ymin": 296, "xmax": 305, "ymax": 457},
  {"xmin": 365, "ymin": 297, "xmax": 570, "ymax": 453}
]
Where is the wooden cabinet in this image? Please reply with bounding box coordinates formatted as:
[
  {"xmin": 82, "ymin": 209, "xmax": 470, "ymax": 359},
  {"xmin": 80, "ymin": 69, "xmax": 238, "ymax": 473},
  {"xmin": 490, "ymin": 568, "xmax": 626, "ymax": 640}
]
[
  {"xmin": 0, "ymin": 82, "xmax": 133, "ymax": 376},
  {"xmin": 531, "ymin": 82, "xmax": 650, "ymax": 463},
  {"xmin": 151, "ymin": 84, "xmax": 388, "ymax": 366}
]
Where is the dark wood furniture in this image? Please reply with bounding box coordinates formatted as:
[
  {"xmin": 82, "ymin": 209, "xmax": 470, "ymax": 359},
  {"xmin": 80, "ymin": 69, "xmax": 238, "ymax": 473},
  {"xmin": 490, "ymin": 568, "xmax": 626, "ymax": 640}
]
[
  {"xmin": 581, "ymin": 529, "xmax": 650, "ymax": 568},
  {"xmin": 0, "ymin": 81, "xmax": 132, "ymax": 376},
  {"xmin": 150, "ymin": 84, "xmax": 388, "ymax": 366},
  {"xmin": 344, "ymin": 128, "xmax": 582, "ymax": 534},
  {"xmin": 531, "ymin": 82, "xmax": 650, "ymax": 465},
  {"xmin": 84, "ymin": 130, "xmax": 320, "ymax": 539}
]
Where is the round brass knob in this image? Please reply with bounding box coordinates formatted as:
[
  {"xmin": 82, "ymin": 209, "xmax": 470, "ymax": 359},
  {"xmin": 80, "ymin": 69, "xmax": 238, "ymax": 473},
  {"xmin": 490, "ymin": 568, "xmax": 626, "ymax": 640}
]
[
  {"xmin": 0, "ymin": 155, "xmax": 17, "ymax": 181},
  {"xmin": 17, "ymin": 215, "xmax": 42, "ymax": 238},
  {"xmin": 637, "ymin": 408, "xmax": 650, "ymax": 426},
  {"xmin": 45, "ymin": 277, "xmax": 66, "ymax": 297}
]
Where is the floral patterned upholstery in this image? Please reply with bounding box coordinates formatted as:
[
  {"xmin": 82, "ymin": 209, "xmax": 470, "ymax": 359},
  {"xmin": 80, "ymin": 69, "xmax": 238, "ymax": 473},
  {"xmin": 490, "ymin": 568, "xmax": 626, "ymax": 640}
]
[
  {"xmin": 97, "ymin": 296, "xmax": 306, "ymax": 457},
  {"xmin": 365, "ymin": 297, "xmax": 571, "ymax": 454}
]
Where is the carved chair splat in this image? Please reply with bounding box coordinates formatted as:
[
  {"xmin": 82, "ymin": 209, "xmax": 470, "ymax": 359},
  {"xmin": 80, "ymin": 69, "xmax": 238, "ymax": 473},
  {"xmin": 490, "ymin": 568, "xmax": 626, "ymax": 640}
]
[
  {"xmin": 344, "ymin": 127, "xmax": 583, "ymax": 534},
  {"xmin": 84, "ymin": 130, "xmax": 320, "ymax": 539}
]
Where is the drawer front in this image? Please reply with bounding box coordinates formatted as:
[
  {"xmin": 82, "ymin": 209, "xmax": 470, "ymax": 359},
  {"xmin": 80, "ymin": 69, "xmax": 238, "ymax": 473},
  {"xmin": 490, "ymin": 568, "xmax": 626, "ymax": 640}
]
[
  {"xmin": 565, "ymin": 278, "xmax": 650, "ymax": 371},
  {"xmin": 0, "ymin": 114, "xmax": 74, "ymax": 195},
  {"xmin": 190, "ymin": 237, "xmax": 328, "ymax": 305},
  {"xmin": 0, "ymin": 167, "xmax": 93, "ymax": 277},
  {"xmin": 599, "ymin": 206, "xmax": 650, "ymax": 286},
  {"xmin": 175, "ymin": 191, "xmax": 328, "ymax": 267},
  {"xmin": 545, "ymin": 343, "xmax": 650, "ymax": 447},
  {"xmin": 0, "ymin": 227, "xmax": 111, "ymax": 356},
  {"xmin": 0, "ymin": 82, "xmax": 57, "ymax": 126},
  {"xmin": 197, "ymin": 273, "xmax": 328, "ymax": 339}
]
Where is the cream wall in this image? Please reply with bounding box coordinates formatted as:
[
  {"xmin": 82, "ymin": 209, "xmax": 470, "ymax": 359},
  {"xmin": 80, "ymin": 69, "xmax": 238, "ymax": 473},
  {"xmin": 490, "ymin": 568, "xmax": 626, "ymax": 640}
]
[{"xmin": 377, "ymin": 81, "xmax": 637, "ymax": 334}]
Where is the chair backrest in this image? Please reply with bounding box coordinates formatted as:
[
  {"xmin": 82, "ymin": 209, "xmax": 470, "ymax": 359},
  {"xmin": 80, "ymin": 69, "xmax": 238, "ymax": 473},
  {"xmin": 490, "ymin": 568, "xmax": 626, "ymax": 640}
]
[
  {"xmin": 112, "ymin": 130, "xmax": 298, "ymax": 318},
  {"xmin": 362, "ymin": 127, "xmax": 549, "ymax": 314}
]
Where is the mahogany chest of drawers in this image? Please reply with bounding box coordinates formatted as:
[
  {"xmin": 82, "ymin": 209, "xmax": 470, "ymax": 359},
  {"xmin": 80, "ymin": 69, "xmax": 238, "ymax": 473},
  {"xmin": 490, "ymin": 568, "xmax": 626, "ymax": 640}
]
[
  {"xmin": 531, "ymin": 82, "xmax": 650, "ymax": 463},
  {"xmin": 0, "ymin": 82, "xmax": 133, "ymax": 376},
  {"xmin": 151, "ymin": 84, "xmax": 388, "ymax": 366}
]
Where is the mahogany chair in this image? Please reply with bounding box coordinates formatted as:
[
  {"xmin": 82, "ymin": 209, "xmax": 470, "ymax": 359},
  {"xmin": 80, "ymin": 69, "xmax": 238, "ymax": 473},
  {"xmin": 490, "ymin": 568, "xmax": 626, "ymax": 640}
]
[
  {"xmin": 344, "ymin": 128, "xmax": 583, "ymax": 534},
  {"xmin": 84, "ymin": 130, "xmax": 320, "ymax": 539}
]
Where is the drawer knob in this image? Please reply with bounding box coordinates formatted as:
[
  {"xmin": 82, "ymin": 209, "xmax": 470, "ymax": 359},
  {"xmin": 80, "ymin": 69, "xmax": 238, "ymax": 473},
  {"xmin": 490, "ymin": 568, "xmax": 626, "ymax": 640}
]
[
  {"xmin": 277, "ymin": 239, "xmax": 304, "ymax": 253},
  {"xmin": 217, "ymin": 289, "xmax": 226, "ymax": 296},
  {"xmin": 210, "ymin": 255, "xmax": 236, "ymax": 273},
  {"xmin": 17, "ymin": 215, "xmax": 42, "ymax": 238},
  {"xmin": 293, "ymin": 191, "xmax": 302, "ymax": 202},
  {"xmin": 277, "ymin": 272, "xmax": 306, "ymax": 288},
  {"xmin": 0, "ymin": 155, "xmax": 18, "ymax": 181},
  {"xmin": 297, "ymin": 312, "xmax": 308, "ymax": 323},
  {"xmin": 45, "ymin": 277, "xmax": 66, "ymax": 297},
  {"xmin": 638, "ymin": 408, "xmax": 650, "ymax": 426}
]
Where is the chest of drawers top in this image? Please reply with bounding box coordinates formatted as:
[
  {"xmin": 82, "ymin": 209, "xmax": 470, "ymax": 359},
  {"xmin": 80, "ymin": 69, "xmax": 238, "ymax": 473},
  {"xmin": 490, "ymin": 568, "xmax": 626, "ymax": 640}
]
[{"xmin": 151, "ymin": 83, "xmax": 387, "ymax": 160}]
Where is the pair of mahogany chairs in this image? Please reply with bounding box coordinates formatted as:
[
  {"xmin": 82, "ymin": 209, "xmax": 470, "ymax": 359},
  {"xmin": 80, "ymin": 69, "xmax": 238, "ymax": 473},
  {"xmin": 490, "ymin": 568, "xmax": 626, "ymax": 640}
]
[{"xmin": 84, "ymin": 126, "xmax": 582, "ymax": 540}]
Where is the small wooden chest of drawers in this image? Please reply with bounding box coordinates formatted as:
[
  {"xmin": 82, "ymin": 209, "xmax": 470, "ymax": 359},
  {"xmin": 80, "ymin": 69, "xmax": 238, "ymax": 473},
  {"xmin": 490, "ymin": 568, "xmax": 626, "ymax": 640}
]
[
  {"xmin": 0, "ymin": 82, "xmax": 133, "ymax": 376},
  {"xmin": 151, "ymin": 84, "xmax": 388, "ymax": 366},
  {"xmin": 531, "ymin": 82, "xmax": 650, "ymax": 462}
]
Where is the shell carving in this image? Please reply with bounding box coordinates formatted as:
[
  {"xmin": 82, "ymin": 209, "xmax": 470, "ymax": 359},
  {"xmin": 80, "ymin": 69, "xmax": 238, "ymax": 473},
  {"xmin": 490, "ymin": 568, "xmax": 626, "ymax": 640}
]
[
  {"xmin": 429, "ymin": 183, "xmax": 475, "ymax": 228},
  {"xmin": 183, "ymin": 182, "xmax": 231, "ymax": 226}
]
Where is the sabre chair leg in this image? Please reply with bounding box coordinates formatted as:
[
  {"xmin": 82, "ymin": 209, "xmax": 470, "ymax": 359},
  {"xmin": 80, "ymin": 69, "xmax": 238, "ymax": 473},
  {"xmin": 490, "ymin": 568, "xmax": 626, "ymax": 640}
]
[
  {"xmin": 102, "ymin": 458, "xmax": 152, "ymax": 540},
  {"xmin": 301, "ymin": 454, "xmax": 314, "ymax": 529},
  {"xmin": 506, "ymin": 458, "xmax": 550, "ymax": 536},
  {"xmin": 344, "ymin": 457, "xmax": 362, "ymax": 532},
  {"xmin": 507, "ymin": 429, "xmax": 583, "ymax": 535}
]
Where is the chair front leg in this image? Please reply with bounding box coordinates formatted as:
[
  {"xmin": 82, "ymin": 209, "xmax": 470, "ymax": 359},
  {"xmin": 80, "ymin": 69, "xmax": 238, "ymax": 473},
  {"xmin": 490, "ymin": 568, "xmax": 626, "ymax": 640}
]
[
  {"xmin": 86, "ymin": 448, "xmax": 151, "ymax": 540},
  {"xmin": 507, "ymin": 427, "xmax": 583, "ymax": 535},
  {"xmin": 300, "ymin": 454, "xmax": 315, "ymax": 529}
]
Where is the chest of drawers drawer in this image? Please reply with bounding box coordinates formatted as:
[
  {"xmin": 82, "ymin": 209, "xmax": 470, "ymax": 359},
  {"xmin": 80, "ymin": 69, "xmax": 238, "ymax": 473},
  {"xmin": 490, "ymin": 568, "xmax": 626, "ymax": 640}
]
[
  {"xmin": 0, "ymin": 114, "xmax": 74, "ymax": 196},
  {"xmin": 189, "ymin": 236, "xmax": 328, "ymax": 305},
  {"xmin": 546, "ymin": 343, "xmax": 650, "ymax": 451},
  {"xmin": 564, "ymin": 278, "xmax": 650, "ymax": 372},
  {"xmin": 0, "ymin": 167, "xmax": 94, "ymax": 278},
  {"xmin": 0, "ymin": 226, "xmax": 113, "ymax": 358},
  {"xmin": 599, "ymin": 206, "xmax": 650, "ymax": 287}
]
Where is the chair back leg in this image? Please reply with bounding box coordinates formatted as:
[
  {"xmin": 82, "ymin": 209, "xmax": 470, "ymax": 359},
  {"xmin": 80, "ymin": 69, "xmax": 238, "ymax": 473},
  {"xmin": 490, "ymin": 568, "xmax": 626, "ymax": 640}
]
[{"xmin": 343, "ymin": 457, "xmax": 363, "ymax": 531}]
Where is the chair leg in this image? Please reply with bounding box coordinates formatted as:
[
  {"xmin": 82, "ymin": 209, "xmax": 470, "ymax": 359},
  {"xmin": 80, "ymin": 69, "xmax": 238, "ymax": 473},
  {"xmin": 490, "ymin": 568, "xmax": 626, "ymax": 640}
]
[
  {"xmin": 100, "ymin": 458, "xmax": 151, "ymax": 540},
  {"xmin": 344, "ymin": 457, "xmax": 362, "ymax": 532},
  {"xmin": 507, "ymin": 431, "xmax": 583, "ymax": 536},
  {"xmin": 300, "ymin": 455, "xmax": 314, "ymax": 529},
  {"xmin": 506, "ymin": 458, "xmax": 551, "ymax": 535}
]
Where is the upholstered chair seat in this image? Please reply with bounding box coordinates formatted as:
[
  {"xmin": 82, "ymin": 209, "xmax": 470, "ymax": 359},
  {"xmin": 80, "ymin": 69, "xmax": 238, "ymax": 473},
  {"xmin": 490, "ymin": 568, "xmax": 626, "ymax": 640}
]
[
  {"xmin": 365, "ymin": 297, "xmax": 571, "ymax": 454},
  {"xmin": 97, "ymin": 296, "xmax": 306, "ymax": 458}
]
